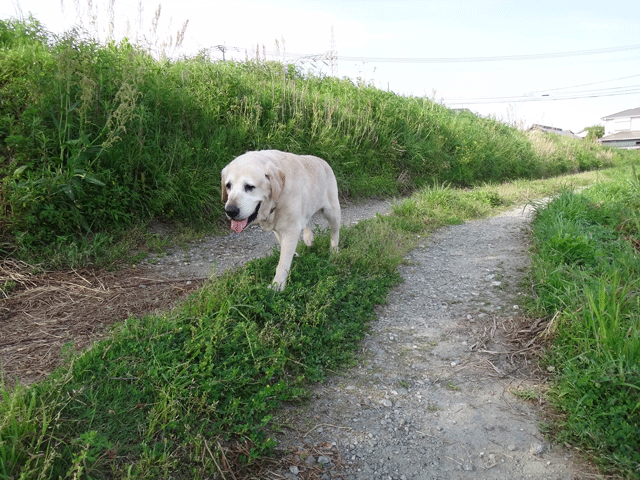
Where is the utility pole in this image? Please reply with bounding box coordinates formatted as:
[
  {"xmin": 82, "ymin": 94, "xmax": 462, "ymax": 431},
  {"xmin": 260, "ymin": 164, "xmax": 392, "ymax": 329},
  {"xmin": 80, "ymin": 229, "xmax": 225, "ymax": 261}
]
[
  {"xmin": 214, "ymin": 44, "xmax": 227, "ymax": 61},
  {"xmin": 329, "ymin": 26, "xmax": 337, "ymax": 76}
]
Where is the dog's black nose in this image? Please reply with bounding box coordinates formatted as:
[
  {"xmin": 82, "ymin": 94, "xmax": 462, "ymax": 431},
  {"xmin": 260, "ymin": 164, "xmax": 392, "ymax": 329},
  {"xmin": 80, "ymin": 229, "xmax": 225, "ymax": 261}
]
[{"xmin": 225, "ymin": 205, "xmax": 240, "ymax": 219}]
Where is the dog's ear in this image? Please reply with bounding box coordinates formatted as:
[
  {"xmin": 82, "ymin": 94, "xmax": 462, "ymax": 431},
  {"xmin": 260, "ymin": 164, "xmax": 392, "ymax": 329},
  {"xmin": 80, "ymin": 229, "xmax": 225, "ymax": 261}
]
[
  {"xmin": 221, "ymin": 170, "xmax": 228, "ymax": 202},
  {"xmin": 265, "ymin": 162, "xmax": 285, "ymax": 202}
]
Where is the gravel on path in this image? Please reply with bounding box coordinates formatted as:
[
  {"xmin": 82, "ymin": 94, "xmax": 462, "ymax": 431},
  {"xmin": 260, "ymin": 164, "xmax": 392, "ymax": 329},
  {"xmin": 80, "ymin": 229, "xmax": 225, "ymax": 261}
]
[
  {"xmin": 144, "ymin": 200, "xmax": 587, "ymax": 480},
  {"xmin": 268, "ymin": 205, "xmax": 585, "ymax": 480}
]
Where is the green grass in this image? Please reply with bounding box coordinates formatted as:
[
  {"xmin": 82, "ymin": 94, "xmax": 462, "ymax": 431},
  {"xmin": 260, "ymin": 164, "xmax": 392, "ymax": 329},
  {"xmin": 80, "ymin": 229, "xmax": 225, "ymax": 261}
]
[
  {"xmin": 2, "ymin": 14, "xmax": 640, "ymax": 479},
  {"xmin": 528, "ymin": 165, "xmax": 640, "ymax": 477},
  {"xmin": 2, "ymin": 165, "xmax": 637, "ymax": 478},
  {"xmin": 1, "ymin": 17, "xmax": 636, "ymax": 267},
  {"xmin": 0, "ymin": 172, "xmax": 591, "ymax": 479}
]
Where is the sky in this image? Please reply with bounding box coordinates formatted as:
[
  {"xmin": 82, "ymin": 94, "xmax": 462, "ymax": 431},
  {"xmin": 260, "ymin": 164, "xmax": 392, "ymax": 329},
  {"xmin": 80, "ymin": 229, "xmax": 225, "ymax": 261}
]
[{"xmin": 3, "ymin": 0, "xmax": 640, "ymax": 133}]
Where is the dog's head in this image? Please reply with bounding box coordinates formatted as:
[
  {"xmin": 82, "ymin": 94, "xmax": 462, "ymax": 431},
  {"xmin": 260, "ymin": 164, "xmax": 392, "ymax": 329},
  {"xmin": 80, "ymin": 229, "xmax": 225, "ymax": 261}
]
[{"xmin": 221, "ymin": 152, "xmax": 285, "ymax": 233}]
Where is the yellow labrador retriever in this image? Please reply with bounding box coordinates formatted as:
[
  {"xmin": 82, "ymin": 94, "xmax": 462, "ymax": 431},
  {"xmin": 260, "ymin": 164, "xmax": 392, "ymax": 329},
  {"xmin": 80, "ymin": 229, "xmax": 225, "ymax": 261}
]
[{"xmin": 221, "ymin": 150, "xmax": 341, "ymax": 291}]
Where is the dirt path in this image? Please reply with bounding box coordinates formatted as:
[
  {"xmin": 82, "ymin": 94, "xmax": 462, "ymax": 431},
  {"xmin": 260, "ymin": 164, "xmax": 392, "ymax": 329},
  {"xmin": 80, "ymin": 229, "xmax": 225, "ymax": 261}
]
[
  {"xmin": 1, "ymin": 200, "xmax": 591, "ymax": 479},
  {"xmin": 266, "ymin": 205, "xmax": 587, "ymax": 479}
]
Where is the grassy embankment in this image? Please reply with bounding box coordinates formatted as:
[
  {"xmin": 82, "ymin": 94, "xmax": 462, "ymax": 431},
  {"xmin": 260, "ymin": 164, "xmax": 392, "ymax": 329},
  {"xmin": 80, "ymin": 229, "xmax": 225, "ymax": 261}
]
[
  {"xmin": 0, "ymin": 17, "xmax": 621, "ymax": 266},
  {"xmin": 1, "ymin": 17, "xmax": 638, "ymax": 479}
]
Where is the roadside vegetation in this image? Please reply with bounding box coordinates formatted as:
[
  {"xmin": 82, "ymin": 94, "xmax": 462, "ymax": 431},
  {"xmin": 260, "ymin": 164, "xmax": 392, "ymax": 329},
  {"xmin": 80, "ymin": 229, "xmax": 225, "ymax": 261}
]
[
  {"xmin": 528, "ymin": 165, "xmax": 640, "ymax": 477},
  {"xmin": 0, "ymin": 17, "xmax": 629, "ymax": 267},
  {"xmin": 1, "ymin": 15, "xmax": 639, "ymax": 479}
]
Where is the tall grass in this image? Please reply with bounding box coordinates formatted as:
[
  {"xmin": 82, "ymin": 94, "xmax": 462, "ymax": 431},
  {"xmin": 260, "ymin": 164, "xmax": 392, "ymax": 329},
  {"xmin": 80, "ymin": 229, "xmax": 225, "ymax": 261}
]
[
  {"xmin": 529, "ymin": 166, "xmax": 640, "ymax": 477},
  {"xmin": 1, "ymin": 17, "xmax": 634, "ymax": 265}
]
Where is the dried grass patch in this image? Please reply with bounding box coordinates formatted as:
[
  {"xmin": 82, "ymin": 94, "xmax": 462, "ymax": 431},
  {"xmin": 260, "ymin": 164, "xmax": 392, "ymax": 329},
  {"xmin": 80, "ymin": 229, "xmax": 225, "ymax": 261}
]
[
  {"xmin": 1, "ymin": 259, "xmax": 203, "ymax": 388},
  {"xmin": 466, "ymin": 313, "xmax": 555, "ymax": 382}
]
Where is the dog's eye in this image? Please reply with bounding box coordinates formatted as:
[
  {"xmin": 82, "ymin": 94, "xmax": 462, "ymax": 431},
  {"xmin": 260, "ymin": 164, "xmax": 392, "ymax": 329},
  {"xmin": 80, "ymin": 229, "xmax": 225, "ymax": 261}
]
[
  {"xmin": 244, "ymin": 184, "xmax": 255, "ymax": 192},
  {"xmin": 225, "ymin": 182, "xmax": 231, "ymax": 190}
]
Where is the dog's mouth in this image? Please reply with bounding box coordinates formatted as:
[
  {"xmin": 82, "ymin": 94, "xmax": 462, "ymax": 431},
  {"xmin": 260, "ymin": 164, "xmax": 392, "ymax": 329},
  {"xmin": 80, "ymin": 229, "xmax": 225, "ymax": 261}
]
[{"xmin": 230, "ymin": 202, "xmax": 261, "ymax": 233}]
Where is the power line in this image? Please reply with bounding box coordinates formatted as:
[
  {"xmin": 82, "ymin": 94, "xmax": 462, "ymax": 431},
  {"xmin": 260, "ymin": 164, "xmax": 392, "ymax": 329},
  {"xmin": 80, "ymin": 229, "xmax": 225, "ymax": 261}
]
[
  {"xmin": 211, "ymin": 42, "xmax": 640, "ymax": 70},
  {"xmin": 526, "ymin": 73, "xmax": 640, "ymax": 95},
  {"xmin": 220, "ymin": 43, "xmax": 640, "ymax": 65},
  {"xmin": 328, "ymin": 44, "xmax": 640, "ymax": 64},
  {"xmin": 444, "ymin": 84, "xmax": 640, "ymax": 106}
]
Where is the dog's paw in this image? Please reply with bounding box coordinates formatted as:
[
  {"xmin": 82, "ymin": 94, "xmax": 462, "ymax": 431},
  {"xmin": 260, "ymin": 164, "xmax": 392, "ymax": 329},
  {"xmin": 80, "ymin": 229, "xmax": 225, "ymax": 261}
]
[
  {"xmin": 302, "ymin": 227, "xmax": 314, "ymax": 247},
  {"xmin": 269, "ymin": 280, "xmax": 286, "ymax": 292}
]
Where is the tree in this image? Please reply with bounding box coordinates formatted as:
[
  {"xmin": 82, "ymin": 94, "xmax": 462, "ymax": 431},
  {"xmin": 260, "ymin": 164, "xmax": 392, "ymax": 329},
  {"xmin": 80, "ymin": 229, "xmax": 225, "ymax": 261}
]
[{"xmin": 584, "ymin": 125, "xmax": 604, "ymax": 141}]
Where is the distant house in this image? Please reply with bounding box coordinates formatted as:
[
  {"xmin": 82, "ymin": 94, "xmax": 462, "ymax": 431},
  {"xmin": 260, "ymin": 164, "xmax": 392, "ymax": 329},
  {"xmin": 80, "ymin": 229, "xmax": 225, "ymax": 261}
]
[
  {"xmin": 600, "ymin": 107, "xmax": 640, "ymax": 149},
  {"xmin": 574, "ymin": 130, "xmax": 589, "ymax": 139},
  {"xmin": 528, "ymin": 124, "xmax": 580, "ymax": 139}
]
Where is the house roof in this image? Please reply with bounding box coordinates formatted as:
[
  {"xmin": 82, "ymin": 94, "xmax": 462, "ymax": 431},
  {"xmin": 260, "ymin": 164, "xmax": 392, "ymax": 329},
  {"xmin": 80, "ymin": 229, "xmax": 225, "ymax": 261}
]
[
  {"xmin": 600, "ymin": 130, "xmax": 640, "ymax": 142},
  {"xmin": 601, "ymin": 107, "xmax": 640, "ymax": 120},
  {"xmin": 528, "ymin": 124, "xmax": 579, "ymax": 138}
]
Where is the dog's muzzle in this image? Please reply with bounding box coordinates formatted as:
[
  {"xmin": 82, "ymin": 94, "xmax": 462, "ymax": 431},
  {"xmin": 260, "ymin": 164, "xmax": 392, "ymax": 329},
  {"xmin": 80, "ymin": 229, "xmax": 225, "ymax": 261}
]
[{"xmin": 226, "ymin": 203, "xmax": 260, "ymax": 233}]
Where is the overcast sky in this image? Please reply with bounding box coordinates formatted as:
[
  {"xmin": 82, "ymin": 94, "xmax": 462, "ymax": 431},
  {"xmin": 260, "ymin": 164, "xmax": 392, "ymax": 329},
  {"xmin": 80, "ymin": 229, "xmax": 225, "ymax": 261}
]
[{"xmin": 3, "ymin": 0, "xmax": 640, "ymax": 132}]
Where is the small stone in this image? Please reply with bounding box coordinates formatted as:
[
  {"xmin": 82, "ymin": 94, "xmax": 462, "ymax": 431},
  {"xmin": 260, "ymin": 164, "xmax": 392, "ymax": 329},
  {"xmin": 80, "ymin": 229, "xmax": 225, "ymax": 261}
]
[
  {"xmin": 317, "ymin": 455, "xmax": 332, "ymax": 466},
  {"xmin": 289, "ymin": 465, "xmax": 299, "ymax": 475},
  {"xmin": 508, "ymin": 444, "xmax": 517, "ymax": 451},
  {"xmin": 381, "ymin": 398, "xmax": 393, "ymax": 407},
  {"xmin": 529, "ymin": 443, "xmax": 545, "ymax": 455}
]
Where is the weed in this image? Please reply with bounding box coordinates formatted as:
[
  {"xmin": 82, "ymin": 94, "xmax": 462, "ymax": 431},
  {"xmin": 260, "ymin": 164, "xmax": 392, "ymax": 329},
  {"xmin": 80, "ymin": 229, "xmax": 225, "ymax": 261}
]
[
  {"xmin": 529, "ymin": 169, "xmax": 640, "ymax": 477},
  {"xmin": 443, "ymin": 381, "xmax": 461, "ymax": 392},
  {"xmin": 511, "ymin": 385, "xmax": 542, "ymax": 403}
]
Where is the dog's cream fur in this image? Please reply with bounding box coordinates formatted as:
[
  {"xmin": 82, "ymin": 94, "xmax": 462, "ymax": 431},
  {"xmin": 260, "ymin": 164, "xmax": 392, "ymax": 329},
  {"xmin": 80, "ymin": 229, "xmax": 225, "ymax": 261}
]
[{"xmin": 221, "ymin": 150, "xmax": 341, "ymax": 290}]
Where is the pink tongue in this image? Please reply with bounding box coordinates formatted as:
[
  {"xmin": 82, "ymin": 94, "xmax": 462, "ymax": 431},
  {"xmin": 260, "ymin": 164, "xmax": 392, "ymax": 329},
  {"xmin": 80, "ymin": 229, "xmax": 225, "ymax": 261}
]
[{"xmin": 231, "ymin": 218, "xmax": 248, "ymax": 233}]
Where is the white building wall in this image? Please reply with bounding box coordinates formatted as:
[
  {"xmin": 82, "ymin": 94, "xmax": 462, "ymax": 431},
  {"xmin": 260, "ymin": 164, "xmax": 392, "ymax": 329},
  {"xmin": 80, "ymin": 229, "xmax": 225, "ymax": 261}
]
[{"xmin": 605, "ymin": 118, "xmax": 626, "ymax": 135}]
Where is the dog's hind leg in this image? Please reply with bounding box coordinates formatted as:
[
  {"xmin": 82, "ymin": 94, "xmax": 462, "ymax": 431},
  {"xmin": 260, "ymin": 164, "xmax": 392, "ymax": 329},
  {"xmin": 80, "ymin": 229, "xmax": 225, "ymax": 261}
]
[
  {"xmin": 326, "ymin": 214, "xmax": 341, "ymax": 253},
  {"xmin": 302, "ymin": 224, "xmax": 314, "ymax": 246},
  {"xmin": 322, "ymin": 203, "xmax": 341, "ymax": 253}
]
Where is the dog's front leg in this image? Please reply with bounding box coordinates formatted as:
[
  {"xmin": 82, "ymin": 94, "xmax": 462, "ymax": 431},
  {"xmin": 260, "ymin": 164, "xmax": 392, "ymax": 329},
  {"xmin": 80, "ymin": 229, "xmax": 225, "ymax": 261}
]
[{"xmin": 271, "ymin": 230, "xmax": 300, "ymax": 291}]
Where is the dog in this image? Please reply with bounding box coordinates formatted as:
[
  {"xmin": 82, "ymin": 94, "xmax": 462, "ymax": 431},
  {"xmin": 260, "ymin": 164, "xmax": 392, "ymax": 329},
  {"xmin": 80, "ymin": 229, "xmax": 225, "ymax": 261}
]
[{"xmin": 221, "ymin": 150, "xmax": 341, "ymax": 291}]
